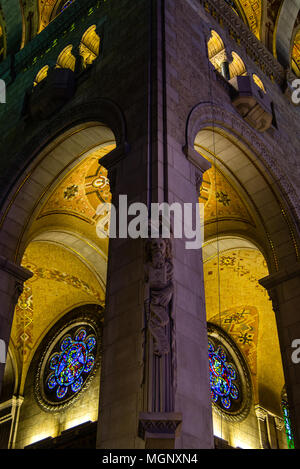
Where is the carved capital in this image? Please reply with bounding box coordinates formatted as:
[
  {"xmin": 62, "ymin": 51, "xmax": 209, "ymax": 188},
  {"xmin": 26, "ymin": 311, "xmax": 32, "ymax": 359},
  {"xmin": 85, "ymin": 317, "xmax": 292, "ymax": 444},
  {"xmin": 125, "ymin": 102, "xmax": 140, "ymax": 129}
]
[
  {"xmin": 210, "ymin": 49, "xmax": 228, "ymax": 68},
  {"xmin": 274, "ymin": 416, "xmax": 285, "ymax": 432},
  {"xmin": 255, "ymin": 404, "xmax": 268, "ymax": 421}
]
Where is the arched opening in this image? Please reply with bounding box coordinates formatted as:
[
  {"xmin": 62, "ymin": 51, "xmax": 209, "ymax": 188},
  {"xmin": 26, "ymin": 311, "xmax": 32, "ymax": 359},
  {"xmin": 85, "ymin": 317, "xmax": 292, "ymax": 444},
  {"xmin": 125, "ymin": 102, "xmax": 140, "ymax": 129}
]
[
  {"xmin": 207, "ymin": 33, "xmax": 247, "ymax": 81},
  {"xmin": 56, "ymin": 45, "xmax": 76, "ymax": 71},
  {"xmin": 225, "ymin": 0, "xmax": 262, "ymax": 39},
  {"xmin": 229, "ymin": 52, "xmax": 247, "ymax": 78},
  {"xmin": 291, "ymin": 27, "xmax": 300, "ymax": 78},
  {"xmin": 194, "ymin": 123, "xmax": 298, "ymax": 449},
  {"xmin": 80, "ymin": 25, "xmax": 101, "ymax": 69},
  {"xmin": 0, "ymin": 122, "xmax": 117, "ymax": 448},
  {"xmin": 33, "ymin": 65, "xmax": 49, "ymax": 86},
  {"xmin": 252, "ymin": 74, "xmax": 266, "ymax": 93},
  {"xmin": 38, "ymin": 0, "xmax": 76, "ymax": 32}
]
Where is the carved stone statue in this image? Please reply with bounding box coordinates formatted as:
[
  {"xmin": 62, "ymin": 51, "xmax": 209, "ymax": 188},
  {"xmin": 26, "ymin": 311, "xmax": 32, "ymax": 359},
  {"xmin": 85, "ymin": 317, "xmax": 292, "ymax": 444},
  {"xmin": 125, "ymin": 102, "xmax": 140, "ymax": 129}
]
[
  {"xmin": 145, "ymin": 238, "xmax": 174, "ymax": 356},
  {"xmin": 144, "ymin": 236, "xmax": 175, "ymax": 413}
]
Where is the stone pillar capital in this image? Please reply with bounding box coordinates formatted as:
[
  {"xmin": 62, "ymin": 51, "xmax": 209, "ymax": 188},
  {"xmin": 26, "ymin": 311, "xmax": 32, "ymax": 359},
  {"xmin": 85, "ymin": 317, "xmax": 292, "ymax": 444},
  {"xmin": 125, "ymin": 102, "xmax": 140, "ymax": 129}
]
[
  {"xmin": 274, "ymin": 416, "xmax": 285, "ymax": 432},
  {"xmin": 210, "ymin": 49, "xmax": 229, "ymax": 69},
  {"xmin": 255, "ymin": 404, "xmax": 268, "ymax": 421}
]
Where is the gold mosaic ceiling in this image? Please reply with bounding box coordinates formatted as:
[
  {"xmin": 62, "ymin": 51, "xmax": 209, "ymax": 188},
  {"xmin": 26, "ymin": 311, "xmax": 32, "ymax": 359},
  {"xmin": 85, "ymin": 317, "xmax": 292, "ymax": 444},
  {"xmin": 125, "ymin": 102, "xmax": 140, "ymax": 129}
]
[
  {"xmin": 199, "ymin": 165, "xmax": 255, "ymax": 228},
  {"xmin": 38, "ymin": 144, "xmax": 114, "ymax": 225}
]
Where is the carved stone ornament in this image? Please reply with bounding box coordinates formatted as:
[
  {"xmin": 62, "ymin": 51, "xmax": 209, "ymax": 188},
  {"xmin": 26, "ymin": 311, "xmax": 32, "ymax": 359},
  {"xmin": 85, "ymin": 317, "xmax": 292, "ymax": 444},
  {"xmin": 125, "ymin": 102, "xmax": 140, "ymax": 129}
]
[
  {"xmin": 275, "ymin": 416, "xmax": 285, "ymax": 432},
  {"xmin": 138, "ymin": 412, "xmax": 182, "ymax": 440},
  {"xmin": 255, "ymin": 404, "xmax": 268, "ymax": 421},
  {"xmin": 210, "ymin": 49, "xmax": 228, "ymax": 69},
  {"xmin": 145, "ymin": 238, "xmax": 174, "ymax": 356}
]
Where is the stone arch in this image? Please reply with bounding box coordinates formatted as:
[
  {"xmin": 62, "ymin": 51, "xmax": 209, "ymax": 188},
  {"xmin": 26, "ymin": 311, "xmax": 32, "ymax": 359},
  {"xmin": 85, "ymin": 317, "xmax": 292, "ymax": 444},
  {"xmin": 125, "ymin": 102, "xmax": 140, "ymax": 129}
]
[
  {"xmin": 0, "ymin": 98, "xmax": 127, "ymax": 265},
  {"xmin": 291, "ymin": 25, "xmax": 300, "ymax": 77},
  {"xmin": 185, "ymin": 101, "xmax": 300, "ymax": 273},
  {"xmin": 275, "ymin": 0, "xmax": 300, "ymax": 69}
]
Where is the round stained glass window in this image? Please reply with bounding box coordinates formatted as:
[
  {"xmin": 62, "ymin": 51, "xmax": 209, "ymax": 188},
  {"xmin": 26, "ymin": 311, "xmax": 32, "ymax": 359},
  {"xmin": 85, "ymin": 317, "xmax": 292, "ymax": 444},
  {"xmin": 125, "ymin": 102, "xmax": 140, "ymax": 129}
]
[
  {"xmin": 35, "ymin": 318, "xmax": 100, "ymax": 412},
  {"xmin": 207, "ymin": 323, "xmax": 252, "ymax": 422}
]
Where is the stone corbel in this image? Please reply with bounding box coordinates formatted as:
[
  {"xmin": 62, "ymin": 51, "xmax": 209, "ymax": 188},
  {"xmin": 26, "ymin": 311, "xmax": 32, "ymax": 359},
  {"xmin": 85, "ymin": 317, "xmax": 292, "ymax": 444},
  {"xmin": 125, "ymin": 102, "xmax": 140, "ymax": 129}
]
[{"xmin": 138, "ymin": 412, "xmax": 182, "ymax": 449}]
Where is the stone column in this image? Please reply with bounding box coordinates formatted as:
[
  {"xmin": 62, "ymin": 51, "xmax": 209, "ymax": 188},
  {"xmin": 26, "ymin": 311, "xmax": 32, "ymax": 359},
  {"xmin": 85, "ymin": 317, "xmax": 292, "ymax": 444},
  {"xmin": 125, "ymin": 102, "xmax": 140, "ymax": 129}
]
[
  {"xmin": 8, "ymin": 396, "xmax": 24, "ymax": 449},
  {"xmin": 266, "ymin": 415, "xmax": 279, "ymax": 449},
  {"xmin": 275, "ymin": 416, "xmax": 285, "ymax": 449},
  {"xmin": 170, "ymin": 144, "xmax": 213, "ymax": 449},
  {"xmin": 0, "ymin": 257, "xmax": 32, "ymax": 394},
  {"xmin": 96, "ymin": 142, "xmax": 149, "ymax": 449},
  {"xmin": 255, "ymin": 405, "xmax": 270, "ymax": 449},
  {"xmin": 210, "ymin": 50, "xmax": 230, "ymax": 80},
  {"xmin": 260, "ymin": 263, "xmax": 300, "ymax": 449}
]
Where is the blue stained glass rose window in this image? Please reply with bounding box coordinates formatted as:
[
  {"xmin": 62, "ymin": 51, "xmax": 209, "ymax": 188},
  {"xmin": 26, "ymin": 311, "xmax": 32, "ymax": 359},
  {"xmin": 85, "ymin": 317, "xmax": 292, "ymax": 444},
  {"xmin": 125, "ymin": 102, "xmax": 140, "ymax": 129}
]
[
  {"xmin": 43, "ymin": 325, "xmax": 98, "ymax": 405},
  {"xmin": 208, "ymin": 340, "xmax": 242, "ymax": 412}
]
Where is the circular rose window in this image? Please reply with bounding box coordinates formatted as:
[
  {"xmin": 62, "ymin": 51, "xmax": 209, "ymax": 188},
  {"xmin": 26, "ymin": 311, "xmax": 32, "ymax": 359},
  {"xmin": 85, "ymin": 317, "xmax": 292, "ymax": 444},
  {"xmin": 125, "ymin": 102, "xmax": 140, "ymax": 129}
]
[
  {"xmin": 35, "ymin": 317, "xmax": 100, "ymax": 412},
  {"xmin": 207, "ymin": 323, "xmax": 252, "ymax": 422}
]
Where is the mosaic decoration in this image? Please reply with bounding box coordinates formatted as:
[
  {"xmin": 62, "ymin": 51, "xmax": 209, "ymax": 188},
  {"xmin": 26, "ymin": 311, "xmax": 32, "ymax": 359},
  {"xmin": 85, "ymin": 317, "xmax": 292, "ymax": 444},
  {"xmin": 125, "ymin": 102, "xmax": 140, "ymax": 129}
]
[
  {"xmin": 216, "ymin": 191, "xmax": 231, "ymax": 207},
  {"xmin": 198, "ymin": 164, "xmax": 255, "ymax": 227},
  {"xmin": 208, "ymin": 340, "xmax": 240, "ymax": 410},
  {"xmin": 35, "ymin": 318, "xmax": 100, "ymax": 411},
  {"xmin": 291, "ymin": 30, "xmax": 300, "ymax": 77},
  {"xmin": 282, "ymin": 398, "xmax": 295, "ymax": 449},
  {"xmin": 14, "ymin": 284, "xmax": 34, "ymax": 363},
  {"xmin": 38, "ymin": 146, "xmax": 114, "ymax": 224},
  {"xmin": 207, "ymin": 324, "xmax": 252, "ymax": 422},
  {"xmin": 210, "ymin": 306, "xmax": 258, "ymax": 378},
  {"xmin": 13, "ymin": 253, "xmax": 104, "ymax": 366}
]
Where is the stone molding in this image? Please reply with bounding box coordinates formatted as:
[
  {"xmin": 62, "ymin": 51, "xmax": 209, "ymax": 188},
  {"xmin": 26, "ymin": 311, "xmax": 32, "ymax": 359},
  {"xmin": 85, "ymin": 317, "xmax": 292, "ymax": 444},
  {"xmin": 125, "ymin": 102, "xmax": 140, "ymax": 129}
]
[
  {"xmin": 0, "ymin": 256, "xmax": 32, "ymax": 284},
  {"xmin": 138, "ymin": 412, "xmax": 182, "ymax": 440},
  {"xmin": 185, "ymin": 101, "xmax": 300, "ymax": 233},
  {"xmin": 259, "ymin": 261, "xmax": 300, "ymax": 291},
  {"xmin": 183, "ymin": 144, "xmax": 212, "ymax": 175}
]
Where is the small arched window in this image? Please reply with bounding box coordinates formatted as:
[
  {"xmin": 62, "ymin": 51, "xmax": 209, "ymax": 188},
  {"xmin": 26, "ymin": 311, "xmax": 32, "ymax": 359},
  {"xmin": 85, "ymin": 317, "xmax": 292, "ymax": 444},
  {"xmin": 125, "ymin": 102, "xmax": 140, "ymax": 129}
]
[
  {"xmin": 229, "ymin": 52, "xmax": 247, "ymax": 78},
  {"xmin": 80, "ymin": 25, "xmax": 101, "ymax": 69},
  {"xmin": 252, "ymin": 74, "xmax": 266, "ymax": 93},
  {"xmin": 56, "ymin": 45, "xmax": 76, "ymax": 71},
  {"xmin": 33, "ymin": 65, "xmax": 49, "ymax": 86}
]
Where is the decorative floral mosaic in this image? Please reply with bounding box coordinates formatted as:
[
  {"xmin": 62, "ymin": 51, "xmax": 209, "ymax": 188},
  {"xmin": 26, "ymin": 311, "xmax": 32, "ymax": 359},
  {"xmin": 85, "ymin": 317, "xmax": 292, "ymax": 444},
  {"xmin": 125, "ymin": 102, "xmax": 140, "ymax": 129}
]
[
  {"xmin": 199, "ymin": 166, "xmax": 254, "ymax": 227},
  {"xmin": 38, "ymin": 146, "xmax": 114, "ymax": 224},
  {"xmin": 13, "ymin": 254, "xmax": 104, "ymax": 365}
]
